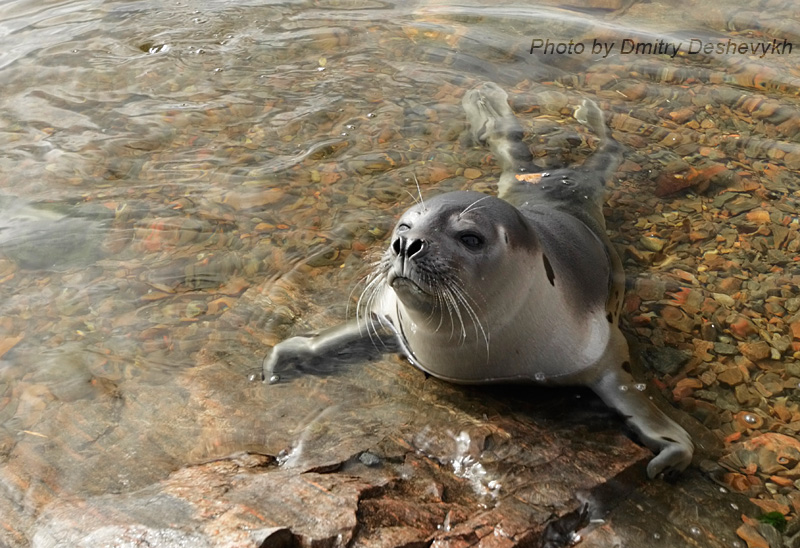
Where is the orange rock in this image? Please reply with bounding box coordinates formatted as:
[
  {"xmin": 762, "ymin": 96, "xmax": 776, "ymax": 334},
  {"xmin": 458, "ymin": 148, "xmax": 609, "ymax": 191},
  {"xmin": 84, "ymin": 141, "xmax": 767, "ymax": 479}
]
[
  {"xmin": 718, "ymin": 277, "xmax": 743, "ymax": 295},
  {"xmin": 669, "ymin": 107, "xmax": 695, "ymax": 124},
  {"xmin": 736, "ymin": 523, "xmax": 769, "ymax": 548},
  {"xmin": 729, "ymin": 316, "xmax": 757, "ymax": 339},
  {"xmin": 790, "ymin": 321, "xmax": 800, "ymax": 340},
  {"xmin": 672, "ymin": 377, "xmax": 703, "ymax": 400},
  {"xmin": 723, "ymin": 472, "xmax": 749, "ymax": 491},
  {"xmin": 749, "ymin": 498, "xmax": 790, "ymax": 515},
  {"xmin": 724, "ymin": 431, "xmax": 742, "ymax": 444},
  {"xmin": 769, "ymin": 475, "xmax": 794, "ymax": 487},
  {"xmin": 427, "ymin": 166, "xmax": 450, "ymax": 184},
  {"xmin": 745, "ymin": 209, "xmax": 771, "ymax": 224}
]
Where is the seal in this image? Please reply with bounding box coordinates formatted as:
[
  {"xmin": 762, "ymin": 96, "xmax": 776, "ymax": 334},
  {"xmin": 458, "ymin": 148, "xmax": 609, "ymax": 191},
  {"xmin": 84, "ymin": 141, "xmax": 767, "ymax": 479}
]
[{"xmin": 263, "ymin": 83, "xmax": 693, "ymax": 479}]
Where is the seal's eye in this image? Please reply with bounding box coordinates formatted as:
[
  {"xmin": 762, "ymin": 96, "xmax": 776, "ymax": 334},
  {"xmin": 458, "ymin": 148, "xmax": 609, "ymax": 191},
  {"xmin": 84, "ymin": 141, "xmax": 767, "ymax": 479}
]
[
  {"xmin": 459, "ymin": 233, "xmax": 483, "ymax": 249},
  {"xmin": 397, "ymin": 223, "xmax": 410, "ymax": 232}
]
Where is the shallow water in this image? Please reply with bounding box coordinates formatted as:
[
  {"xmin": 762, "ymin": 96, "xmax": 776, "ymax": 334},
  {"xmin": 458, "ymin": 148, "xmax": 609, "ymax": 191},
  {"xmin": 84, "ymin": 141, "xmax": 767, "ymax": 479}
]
[{"xmin": 1, "ymin": 0, "xmax": 799, "ymax": 545}]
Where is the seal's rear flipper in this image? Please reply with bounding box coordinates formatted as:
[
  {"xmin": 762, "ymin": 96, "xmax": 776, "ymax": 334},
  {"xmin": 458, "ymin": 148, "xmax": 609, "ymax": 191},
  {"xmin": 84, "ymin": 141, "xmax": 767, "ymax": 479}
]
[
  {"xmin": 574, "ymin": 99, "xmax": 622, "ymax": 183},
  {"xmin": 589, "ymin": 336, "xmax": 694, "ymax": 478},
  {"xmin": 462, "ymin": 82, "xmax": 534, "ymax": 175}
]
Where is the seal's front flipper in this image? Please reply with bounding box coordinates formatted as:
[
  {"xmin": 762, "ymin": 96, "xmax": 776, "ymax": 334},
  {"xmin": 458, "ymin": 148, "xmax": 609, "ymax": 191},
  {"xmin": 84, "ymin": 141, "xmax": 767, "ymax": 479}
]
[
  {"xmin": 591, "ymin": 361, "xmax": 694, "ymax": 479},
  {"xmin": 262, "ymin": 320, "xmax": 395, "ymax": 383}
]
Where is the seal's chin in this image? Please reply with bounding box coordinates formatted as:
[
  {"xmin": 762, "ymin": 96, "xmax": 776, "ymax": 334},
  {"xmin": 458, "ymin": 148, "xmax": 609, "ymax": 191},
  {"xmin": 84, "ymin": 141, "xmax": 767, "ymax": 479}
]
[{"xmin": 388, "ymin": 275, "xmax": 433, "ymax": 310}]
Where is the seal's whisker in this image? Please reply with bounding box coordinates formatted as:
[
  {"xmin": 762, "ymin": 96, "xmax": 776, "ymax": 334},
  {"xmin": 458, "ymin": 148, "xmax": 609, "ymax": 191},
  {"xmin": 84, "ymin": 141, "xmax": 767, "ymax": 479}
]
[
  {"xmin": 413, "ymin": 174, "xmax": 425, "ymax": 211},
  {"xmin": 449, "ymin": 282, "xmax": 490, "ymax": 360},
  {"xmin": 458, "ymin": 195, "xmax": 491, "ymax": 218}
]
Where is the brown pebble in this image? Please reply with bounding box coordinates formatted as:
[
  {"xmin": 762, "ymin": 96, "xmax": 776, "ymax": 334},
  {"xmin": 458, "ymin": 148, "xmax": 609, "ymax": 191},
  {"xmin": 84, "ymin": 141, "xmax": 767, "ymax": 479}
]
[
  {"xmin": 673, "ymin": 377, "xmax": 703, "ymax": 400},
  {"xmin": 463, "ymin": 168, "xmax": 482, "ymax": 180},
  {"xmin": 669, "ymin": 107, "xmax": 694, "ymax": 124},
  {"xmin": 717, "ymin": 277, "xmax": 743, "ymax": 295},
  {"xmin": 661, "ymin": 306, "xmax": 696, "ymax": 333},
  {"xmin": 738, "ymin": 341, "xmax": 771, "ymax": 362},
  {"xmin": 717, "ymin": 366, "xmax": 744, "ymax": 386}
]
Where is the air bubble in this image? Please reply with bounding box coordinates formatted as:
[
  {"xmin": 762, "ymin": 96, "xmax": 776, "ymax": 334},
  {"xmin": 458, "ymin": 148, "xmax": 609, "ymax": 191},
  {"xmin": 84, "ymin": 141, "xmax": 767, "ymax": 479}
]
[
  {"xmin": 689, "ymin": 526, "xmax": 702, "ymax": 537},
  {"xmin": 534, "ymin": 372, "xmax": 546, "ymax": 382},
  {"xmin": 618, "ymin": 384, "xmax": 629, "ymax": 392},
  {"xmin": 653, "ymin": 533, "xmax": 661, "ymax": 540},
  {"xmin": 634, "ymin": 383, "xmax": 646, "ymax": 391},
  {"xmin": 730, "ymin": 503, "xmax": 739, "ymax": 511},
  {"xmin": 269, "ymin": 374, "xmax": 281, "ymax": 384},
  {"xmin": 743, "ymin": 413, "xmax": 758, "ymax": 424},
  {"xmin": 719, "ymin": 486, "xmax": 728, "ymax": 494}
]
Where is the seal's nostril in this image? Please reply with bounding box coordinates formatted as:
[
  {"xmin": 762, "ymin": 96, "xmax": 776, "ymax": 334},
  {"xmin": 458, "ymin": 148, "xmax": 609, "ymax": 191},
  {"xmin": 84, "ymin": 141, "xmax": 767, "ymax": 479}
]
[
  {"xmin": 406, "ymin": 238, "xmax": 425, "ymax": 257},
  {"xmin": 392, "ymin": 236, "xmax": 403, "ymax": 256}
]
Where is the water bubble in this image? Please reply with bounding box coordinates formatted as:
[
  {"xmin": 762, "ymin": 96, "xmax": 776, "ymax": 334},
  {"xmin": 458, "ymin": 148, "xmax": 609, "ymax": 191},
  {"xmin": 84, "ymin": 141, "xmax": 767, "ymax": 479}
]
[
  {"xmin": 618, "ymin": 384, "xmax": 629, "ymax": 392},
  {"xmin": 345, "ymin": 124, "xmax": 356, "ymax": 130},
  {"xmin": 732, "ymin": 541, "xmax": 743, "ymax": 548},
  {"xmin": 689, "ymin": 526, "xmax": 702, "ymax": 537},
  {"xmin": 317, "ymin": 66, "xmax": 326, "ymax": 72},
  {"xmin": 276, "ymin": 449, "xmax": 290, "ymax": 465},
  {"xmin": 730, "ymin": 503, "xmax": 739, "ymax": 511},
  {"xmin": 269, "ymin": 374, "xmax": 281, "ymax": 384},
  {"xmin": 719, "ymin": 486, "xmax": 728, "ymax": 494},
  {"xmin": 743, "ymin": 413, "xmax": 758, "ymax": 424},
  {"xmin": 367, "ymin": 112, "xmax": 376, "ymax": 118},
  {"xmin": 534, "ymin": 372, "xmax": 546, "ymax": 382},
  {"xmin": 634, "ymin": 383, "xmax": 647, "ymax": 391},
  {"xmin": 653, "ymin": 533, "xmax": 661, "ymax": 540}
]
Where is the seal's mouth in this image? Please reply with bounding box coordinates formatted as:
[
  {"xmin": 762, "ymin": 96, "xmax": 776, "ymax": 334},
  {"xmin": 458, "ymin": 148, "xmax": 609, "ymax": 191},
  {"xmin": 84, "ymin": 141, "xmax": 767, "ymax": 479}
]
[{"xmin": 387, "ymin": 271, "xmax": 430, "ymax": 298}]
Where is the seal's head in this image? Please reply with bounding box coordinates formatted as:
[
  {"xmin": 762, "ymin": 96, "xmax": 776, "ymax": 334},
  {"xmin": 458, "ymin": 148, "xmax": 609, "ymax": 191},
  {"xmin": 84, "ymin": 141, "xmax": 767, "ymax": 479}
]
[{"xmin": 370, "ymin": 191, "xmax": 537, "ymax": 337}]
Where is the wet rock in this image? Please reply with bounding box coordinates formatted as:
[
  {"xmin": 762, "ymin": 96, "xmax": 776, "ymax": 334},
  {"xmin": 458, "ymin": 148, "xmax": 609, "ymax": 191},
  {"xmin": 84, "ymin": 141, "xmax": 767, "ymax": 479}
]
[
  {"xmin": 661, "ymin": 306, "xmax": 696, "ymax": 333},
  {"xmin": 718, "ymin": 366, "xmax": 744, "ymax": 387},
  {"xmin": 739, "ymin": 341, "xmax": 772, "ymax": 362},
  {"xmin": 579, "ymin": 468, "xmax": 758, "ymax": 548},
  {"xmin": 715, "ymin": 342, "xmax": 739, "ymax": 356},
  {"xmin": 641, "ymin": 346, "xmax": 691, "ymax": 376}
]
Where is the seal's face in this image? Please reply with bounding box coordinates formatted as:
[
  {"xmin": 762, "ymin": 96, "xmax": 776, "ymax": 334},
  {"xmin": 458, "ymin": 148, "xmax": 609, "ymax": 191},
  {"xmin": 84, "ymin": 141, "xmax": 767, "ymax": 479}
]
[{"xmin": 374, "ymin": 191, "xmax": 534, "ymax": 328}]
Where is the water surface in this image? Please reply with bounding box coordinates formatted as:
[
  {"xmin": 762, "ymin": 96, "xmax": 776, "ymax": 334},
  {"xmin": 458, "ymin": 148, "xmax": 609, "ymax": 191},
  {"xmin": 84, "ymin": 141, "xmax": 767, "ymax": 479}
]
[{"xmin": 1, "ymin": 0, "xmax": 799, "ymax": 545}]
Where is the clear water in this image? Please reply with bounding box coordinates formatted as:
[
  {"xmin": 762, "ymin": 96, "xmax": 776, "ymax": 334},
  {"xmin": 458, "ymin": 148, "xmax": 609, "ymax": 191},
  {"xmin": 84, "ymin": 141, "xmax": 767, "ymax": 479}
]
[{"xmin": 1, "ymin": 0, "xmax": 798, "ymax": 544}]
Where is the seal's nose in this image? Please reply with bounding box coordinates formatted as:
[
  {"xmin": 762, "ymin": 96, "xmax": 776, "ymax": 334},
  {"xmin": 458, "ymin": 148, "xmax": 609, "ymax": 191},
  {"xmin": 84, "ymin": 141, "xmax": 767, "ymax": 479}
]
[{"xmin": 392, "ymin": 235, "xmax": 426, "ymax": 258}]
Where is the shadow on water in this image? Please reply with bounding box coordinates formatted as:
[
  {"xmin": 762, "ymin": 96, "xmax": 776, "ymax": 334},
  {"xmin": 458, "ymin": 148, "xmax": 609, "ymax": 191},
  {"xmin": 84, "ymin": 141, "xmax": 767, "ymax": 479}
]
[{"xmin": 0, "ymin": 0, "xmax": 799, "ymax": 545}]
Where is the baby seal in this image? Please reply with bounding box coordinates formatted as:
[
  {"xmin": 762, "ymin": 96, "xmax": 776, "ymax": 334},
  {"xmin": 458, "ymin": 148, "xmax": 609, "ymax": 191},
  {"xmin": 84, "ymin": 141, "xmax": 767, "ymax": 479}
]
[{"xmin": 263, "ymin": 83, "xmax": 693, "ymax": 479}]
